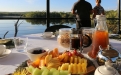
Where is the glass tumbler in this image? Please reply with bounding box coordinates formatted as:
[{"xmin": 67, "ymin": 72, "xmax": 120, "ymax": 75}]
[
  {"xmin": 13, "ymin": 37, "xmax": 28, "ymax": 52},
  {"xmin": 80, "ymin": 27, "xmax": 94, "ymax": 53}
]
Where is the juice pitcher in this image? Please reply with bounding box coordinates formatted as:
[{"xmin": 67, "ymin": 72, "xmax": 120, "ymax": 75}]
[{"xmin": 88, "ymin": 15, "xmax": 109, "ymax": 59}]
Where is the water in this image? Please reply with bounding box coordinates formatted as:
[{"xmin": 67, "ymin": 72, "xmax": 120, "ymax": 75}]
[{"xmin": 0, "ymin": 20, "xmax": 76, "ymax": 38}]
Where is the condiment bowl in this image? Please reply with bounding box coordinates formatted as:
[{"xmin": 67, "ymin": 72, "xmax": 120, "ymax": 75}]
[{"xmin": 26, "ymin": 47, "xmax": 49, "ymax": 61}]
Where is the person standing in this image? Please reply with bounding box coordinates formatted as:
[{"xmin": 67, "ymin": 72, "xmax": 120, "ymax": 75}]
[
  {"xmin": 92, "ymin": 0, "xmax": 105, "ymax": 26},
  {"xmin": 71, "ymin": 0, "xmax": 93, "ymax": 29}
]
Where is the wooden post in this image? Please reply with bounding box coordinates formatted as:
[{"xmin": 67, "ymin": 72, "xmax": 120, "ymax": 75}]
[
  {"xmin": 46, "ymin": 0, "xmax": 50, "ymax": 28},
  {"xmin": 118, "ymin": 0, "xmax": 121, "ymax": 34}
]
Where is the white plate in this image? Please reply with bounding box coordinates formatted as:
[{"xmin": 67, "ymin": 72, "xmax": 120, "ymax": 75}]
[
  {"xmin": 109, "ymin": 34, "xmax": 119, "ymax": 37},
  {"xmin": 0, "ymin": 49, "xmax": 11, "ymax": 58},
  {"xmin": 41, "ymin": 35, "xmax": 55, "ymax": 39}
]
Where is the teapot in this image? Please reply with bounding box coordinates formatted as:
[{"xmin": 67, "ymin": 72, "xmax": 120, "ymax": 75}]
[
  {"xmin": 97, "ymin": 45, "xmax": 121, "ymax": 64},
  {"xmin": 94, "ymin": 61, "xmax": 120, "ymax": 75}
]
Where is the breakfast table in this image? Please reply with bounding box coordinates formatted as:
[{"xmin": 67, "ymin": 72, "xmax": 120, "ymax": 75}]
[{"xmin": 0, "ymin": 33, "xmax": 121, "ymax": 75}]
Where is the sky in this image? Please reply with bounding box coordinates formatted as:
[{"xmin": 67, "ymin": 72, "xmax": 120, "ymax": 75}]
[{"xmin": 0, "ymin": 0, "xmax": 118, "ymax": 12}]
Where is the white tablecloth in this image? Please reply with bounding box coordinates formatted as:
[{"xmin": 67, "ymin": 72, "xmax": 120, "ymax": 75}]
[{"xmin": 0, "ymin": 33, "xmax": 121, "ymax": 75}]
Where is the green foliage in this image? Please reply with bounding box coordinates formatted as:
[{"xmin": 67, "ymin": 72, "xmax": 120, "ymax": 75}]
[
  {"xmin": 25, "ymin": 19, "xmax": 46, "ymax": 25},
  {"xmin": 106, "ymin": 10, "xmax": 118, "ymax": 24},
  {"xmin": 0, "ymin": 10, "xmax": 120, "ymax": 34},
  {"xmin": 24, "ymin": 11, "xmax": 46, "ymax": 18}
]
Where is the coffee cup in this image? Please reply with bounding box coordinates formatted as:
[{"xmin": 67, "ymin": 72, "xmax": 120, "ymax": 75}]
[
  {"xmin": 42, "ymin": 32, "xmax": 53, "ymax": 38},
  {"xmin": 0, "ymin": 45, "xmax": 6, "ymax": 56}
]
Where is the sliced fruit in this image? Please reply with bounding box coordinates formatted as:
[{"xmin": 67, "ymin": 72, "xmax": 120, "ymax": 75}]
[
  {"xmin": 39, "ymin": 59, "xmax": 45, "ymax": 68},
  {"xmin": 45, "ymin": 54, "xmax": 52, "ymax": 64},
  {"xmin": 47, "ymin": 57, "xmax": 61, "ymax": 69},
  {"xmin": 70, "ymin": 56, "xmax": 74, "ymax": 63},
  {"xmin": 68, "ymin": 52, "xmax": 72, "ymax": 57},
  {"xmin": 41, "ymin": 68, "xmax": 49, "ymax": 75},
  {"xmin": 52, "ymin": 70, "xmax": 59, "ymax": 75},
  {"xmin": 49, "ymin": 68, "xmax": 57, "ymax": 75},
  {"xmin": 68, "ymin": 64, "xmax": 72, "ymax": 73},
  {"xmin": 53, "ymin": 48, "xmax": 59, "ymax": 57},
  {"xmin": 48, "ymin": 50, "xmax": 53, "ymax": 55},
  {"xmin": 60, "ymin": 63, "xmax": 69, "ymax": 70},
  {"xmin": 64, "ymin": 63, "xmax": 69, "ymax": 70},
  {"xmin": 79, "ymin": 58, "xmax": 82, "ymax": 64},
  {"xmin": 31, "ymin": 58, "xmax": 41, "ymax": 68},
  {"xmin": 41, "ymin": 66, "xmax": 48, "ymax": 72},
  {"xmin": 32, "ymin": 68, "xmax": 42, "ymax": 75},
  {"xmin": 59, "ymin": 70, "xmax": 69, "ymax": 75},
  {"xmin": 74, "ymin": 57, "xmax": 78, "ymax": 63},
  {"xmin": 72, "ymin": 50, "xmax": 78, "ymax": 56},
  {"xmin": 26, "ymin": 65, "xmax": 35, "ymax": 73},
  {"xmin": 72, "ymin": 63, "xmax": 77, "ymax": 74},
  {"xmin": 77, "ymin": 63, "xmax": 82, "ymax": 74},
  {"xmin": 57, "ymin": 55, "xmax": 64, "ymax": 62},
  {"xmin": 82, "ymin": 63, "xmax": 87, "ymax": 73},
  {"xmin": 63, "ymin": 53, "xmax": 69, "ymax": 63},
  {"xmin": 58, "ymin": 66, "xmax": 61, "ymax": 71}
]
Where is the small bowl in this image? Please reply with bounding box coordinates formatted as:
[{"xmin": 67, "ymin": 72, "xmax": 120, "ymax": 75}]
[
  {"xmin": 42, "ymin": 32, "xmax": 53, "ymax": 38},
  {"xmin": 26, "ymin": 47, "xmax": 49, "ymax": 61}
]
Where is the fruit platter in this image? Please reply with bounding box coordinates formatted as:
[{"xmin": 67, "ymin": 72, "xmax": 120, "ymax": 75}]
[{"xmin": 9, "ymin": 48, "xmax": 96, "ymax": 75}]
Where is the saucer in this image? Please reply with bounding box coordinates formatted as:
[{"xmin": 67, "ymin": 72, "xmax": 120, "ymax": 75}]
[
  {"xmin": 109, "ymin": 34, "xmax": 119, "ymax": 38},
  {"xmin": 0, "ymin": 49, "xmax": 11, "ymax": 58},
  {"xmin": 41, "ymin": 35, "xmax": 55, "ymax": 39}
]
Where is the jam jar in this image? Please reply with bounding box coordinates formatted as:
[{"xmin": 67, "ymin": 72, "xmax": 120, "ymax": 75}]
[{"xmin": 57, "ymin": 28, "xmax": 72, "ymax": 48}]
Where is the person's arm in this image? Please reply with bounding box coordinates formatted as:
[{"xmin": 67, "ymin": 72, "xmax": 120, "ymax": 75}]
[
  {"xmin": 89, "ymin": 3, "xmax": 93, "ymax": 15},
  {"xmin": 71, "ymin": 2, "xmax": 77, "ymax": 15},
  {"xmin": 102, "ymin": 11, "xmax": 105, "ymax": 15},
  {"xmin": 88, "ymin": 3, "xmax": 93, "ymax": 19},
  {"xmin": 92, "ymin": 8, "xmax": 97, "ymax": 19},
  {"xmin": 101, "ymin": 7, "xmax": 105, "ymax": 15},
  {"xmin": 71, "ymin": 9, "xmax": 77, "ymax": 15},
  {"xmin": 90, "ymin": 9, "xmax": 93, "ymax": 15}
]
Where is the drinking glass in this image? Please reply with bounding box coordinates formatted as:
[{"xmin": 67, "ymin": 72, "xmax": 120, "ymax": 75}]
[
  {"xmin": 13, "ymin": 37, "xmax": 28, "ymax": 52},
  {"xmin": 82, "ymin": 27, "xmax": 94, "ymax": 40},
  {"xmin": 80, "ymin": 27, "xmax": 94, "ymax": 53}
]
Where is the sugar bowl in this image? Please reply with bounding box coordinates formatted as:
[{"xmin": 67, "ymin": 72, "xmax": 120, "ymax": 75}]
[{"xmin": 94, "ymin": 61, "xmax": 120, "ymax": 75}]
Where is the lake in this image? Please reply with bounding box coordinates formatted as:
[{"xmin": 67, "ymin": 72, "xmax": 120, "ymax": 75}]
[
  {"xmin": 0, "ymin": 19, "xmax": 119, "ymax": 38},
  {"xmin": 0, "ymin": 19, "xmax": 76, "ymax": 38}
]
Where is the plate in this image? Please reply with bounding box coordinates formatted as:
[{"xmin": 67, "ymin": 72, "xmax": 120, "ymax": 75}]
[
  {"xmin": 0, "ymin": 39, "xmax": 15, "ymax": 49},
  {"xmin": 0, "ymin": 49, "xmax": 11, "ymax": 58},
  {"xmin": 9, "ymin": 59, "xmax": 95, "ymax": 75},
  {"xmin": 9, "ymin": 50, "xmax": 96, "ymax": 75},
  {"xmin": 109, "ymin": 34, "xmax": 119, "ymax": 37}
]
